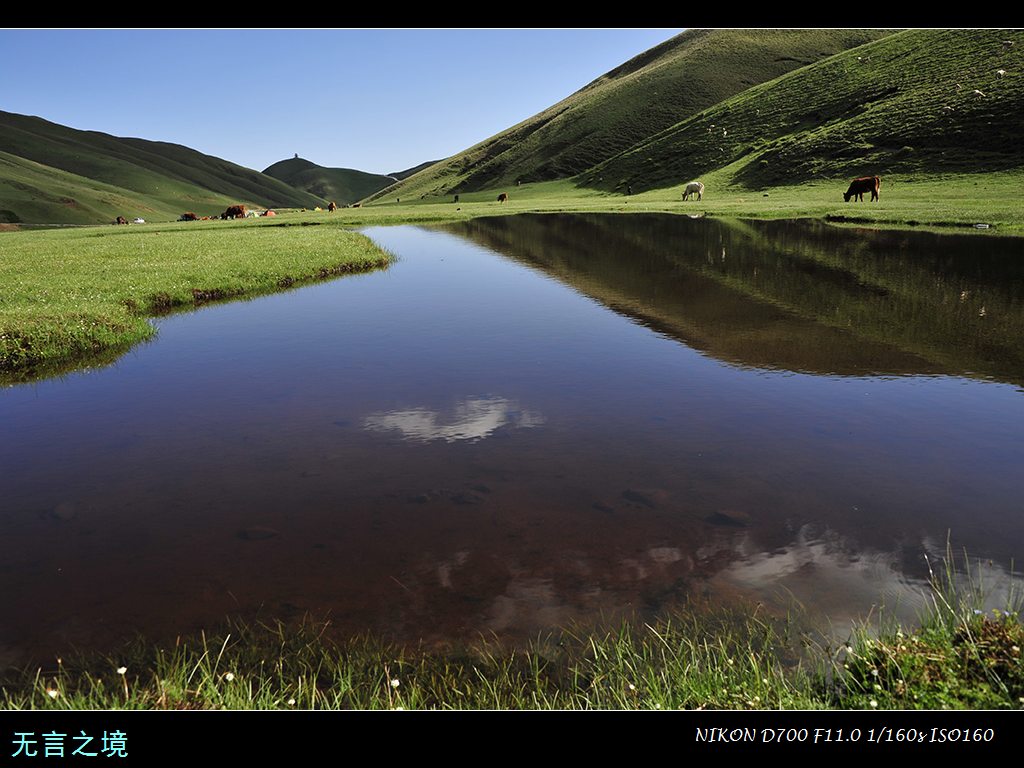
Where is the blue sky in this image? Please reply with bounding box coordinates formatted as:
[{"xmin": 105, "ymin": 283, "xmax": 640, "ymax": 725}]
[{"xmin": 0, "ymin": 29, "xmax": 680, "ymax": 174}]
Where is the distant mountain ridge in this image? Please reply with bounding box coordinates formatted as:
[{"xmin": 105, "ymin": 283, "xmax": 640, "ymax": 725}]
[{"xmin": 262, "ymin": 157, "xmax": 397, "ymax": 205}]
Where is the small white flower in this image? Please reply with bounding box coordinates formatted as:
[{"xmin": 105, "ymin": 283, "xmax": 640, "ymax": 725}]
[
  {"xmin": 116, "ymin": 666, "xmax": 127, "ymax": 675},
  {"xmin": 628, "ymin": 683, "xmax": 636, "ymax": 691},
  {"xmin": 224, "ymin": 672, "xmax": 235, "ymax": 682},
  {"xmin": 393, "ymin": 706, "xmax": 404, "ymax": 711},
  {"xmin": 287, "ymin": 698, "xmax": 296, "ymax": 706},
  {"xmin": 654, "ymin": 703, "xmax": 662, "ymax": 709},
  {"xmin": 47, "ymin": 689, "xmax": 59, "ymax": 699},
  {"xmin": 869, "ymin": 699, "xmax": 878, "ymax": 708},
  {"xmin": 390, "ymin": 678, "xmax": 400, "ymax": 689}
]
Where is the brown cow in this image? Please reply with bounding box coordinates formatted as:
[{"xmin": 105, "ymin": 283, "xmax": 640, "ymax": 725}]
[
  {"xmin": 497, "ymin": 193, "xmax": 509, "ymax": 203},
  {"xmin": 844, "ymin": 176, "xmax": 881, "ymax": 202},
  {"xmin": 179, "ymin": 212, "xmax": 198, "ymax": 221},
  {"xmin": 115, "ymin": 216, "xmax": 128, "ymax": 225},
  {"xmin": 328, "ymin": 201, "xmax": 337, "ymax": 212},
  {"xmin": 221, "ymin": 204, "xmax": 247, "ymax": 219}
]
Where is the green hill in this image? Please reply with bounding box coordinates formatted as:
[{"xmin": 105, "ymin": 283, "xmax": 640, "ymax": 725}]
[
  {"xmin": 0, "ymin": 110, "xmax": 324, "ymax": 224},
  {"xmin": 387, "ymin": 160, "xmax": 441, "ymax": 181},
  {"xmin": 374, "ymin": 29, "xmax": 891, "ymax": 201},
  {"xmin": 583, "ymin": 29, "xmax": 1024, "ymax": 191},
  {"xmin": 263, "ymin": 157, "xmax": 395, "ymax": 205}
]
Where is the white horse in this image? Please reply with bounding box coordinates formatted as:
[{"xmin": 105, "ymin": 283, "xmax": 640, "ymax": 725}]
[{"xmin": 682, "ymin": 181, "xmax": 704, "ymax": 201}]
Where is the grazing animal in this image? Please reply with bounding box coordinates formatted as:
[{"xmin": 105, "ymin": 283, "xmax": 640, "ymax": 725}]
[
  {"xmin": 681, "ymin": 181, "xmax": 704, "ymax": 201},
  {"xmin": 843, "ymin": 176, "xmax": 881, "ymax": 202},
  {"xmin": 115, "ymin": 216, "xmax": 128, "ymax": 225},
  {"xmin": 328, "ymin": 201, "xmax": 337, "ymax": 212},
  {"xmin": 497, "ymin": 193, "xmax": 508, "ymax": 203},
  {"xmin": 351, "ymin": 202, "xmax": 361, "ymax": 208},
  {"xmin": 453, "ymin": 194, "xmax": 459, "ymax": 204},
  {"xmin": 179, "ymin": 212, "xmax": 198, "ymax": 221},
  {"xmin": 221, "ymin": 204, "xmax": 247, "ymax": 220}
]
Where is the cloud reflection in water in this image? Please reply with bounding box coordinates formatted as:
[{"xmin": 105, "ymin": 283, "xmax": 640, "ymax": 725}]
[{"xmin": 363, "ymin": 396, "xmax": 544, "ymax": 443}]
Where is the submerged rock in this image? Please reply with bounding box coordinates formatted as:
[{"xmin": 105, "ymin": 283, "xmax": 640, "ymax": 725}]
[
  {"xmin": 622, "ymin": 489, "xmax": 656, "ymax": 508},
  {"xmin": 704, "ymin": 509, "xmax": 752, "ymax": 527},
  {"xmin": 51, "ymin": 502, "xmax": 78, "ymax": 521},
  {"xmin": 408, "ymin": 489, "xmax": 446, "ymax": 504},
  {"xmin": 450, "ymin": 491, "xmax": 484, "ymax": 505},
  {"xmin": 237, "ymin": 527, "xmax": 280, "ymax": 541}
]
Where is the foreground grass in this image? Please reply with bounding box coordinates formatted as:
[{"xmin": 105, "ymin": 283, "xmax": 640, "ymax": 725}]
[
  {"xmin": 3, "ymin": 558, "xmax": 1021, "ymax": 710},
  {"xmin": 0, "ymin": 608, "xmax": 826, "ymax": 710},
  {"xmin": 0, "ymin": 220, "xmax": 393, "ymax": 382}
]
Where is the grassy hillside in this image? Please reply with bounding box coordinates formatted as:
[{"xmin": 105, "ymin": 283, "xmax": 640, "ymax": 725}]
[
  {"xmin": 375, "ymin": 29, "xmax": 890, "ymax": 201},
  {"xmin": 387, "ymin": 160, "xmax": 441, "ymax": 180},
  {"xmin": 584, "ymin": 29, "xmax": 1024, "ymax": 192},
  {"xmin": 0, "ymin": 110, "xmax": 324, "ymax": 224},
  {"xmin": 263, "ymin": 157, "xmax": 394, "ymax": 205}
]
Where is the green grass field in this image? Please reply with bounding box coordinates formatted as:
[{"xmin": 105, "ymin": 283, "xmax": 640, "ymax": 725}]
[
  {"xmin": 0, "ymin": 219, "xmax": 393, "ymax": 382},
  {"xmin": 352, "ymin": 171, "xmax": 1024, "ymax": 233}
]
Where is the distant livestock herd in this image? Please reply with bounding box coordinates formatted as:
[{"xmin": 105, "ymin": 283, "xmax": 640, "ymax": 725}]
[{"xmin": 113, "ymin": 173, "xmax": 886, "ymax": 227}]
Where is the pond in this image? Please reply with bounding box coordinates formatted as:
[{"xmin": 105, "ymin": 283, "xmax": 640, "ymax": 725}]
[{"xmin": 2, "ymin": 213, "xmax": 1023, "ymax": 665}]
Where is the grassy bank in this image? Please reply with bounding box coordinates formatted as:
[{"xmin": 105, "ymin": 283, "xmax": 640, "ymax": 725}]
[
  {"xmin": 0, "ymin": 219, "xmax": 393, "ymax": 383},
  {"xmin": 2, "ymin": 558, "xmax": 1020, "ymax": 710},
  {"xmin": 354, "ymin": 171, "xmax": 1024, "ymax": 233}
]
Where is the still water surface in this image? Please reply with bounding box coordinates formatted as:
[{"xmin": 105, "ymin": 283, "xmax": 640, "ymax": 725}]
[{"xmin": 2, "ymin": 214, "xmax": 1023, "ymax": 664}]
